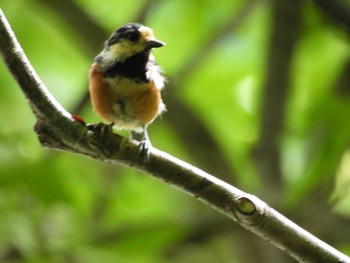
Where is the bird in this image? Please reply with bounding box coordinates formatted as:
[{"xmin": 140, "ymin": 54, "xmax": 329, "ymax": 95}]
[{"xmin": 89, "ymin": 23, "xmax": 166, "ymax": 154}]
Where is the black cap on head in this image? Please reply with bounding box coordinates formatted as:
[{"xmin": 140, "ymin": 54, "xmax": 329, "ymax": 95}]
[{"xmin": 107, "ymin": 23, "xmax": 143, "ymax": 46}]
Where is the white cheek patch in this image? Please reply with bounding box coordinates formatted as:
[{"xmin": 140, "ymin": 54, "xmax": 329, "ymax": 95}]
[{"xmin": 106, "ymin": 40, "xmax": 145, "ymax": 61}]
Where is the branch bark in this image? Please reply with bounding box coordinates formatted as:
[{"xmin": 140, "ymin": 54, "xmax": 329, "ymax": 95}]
[{"xmin": 0, "ymin": 8, "xmax": 349, "ymax": 263}]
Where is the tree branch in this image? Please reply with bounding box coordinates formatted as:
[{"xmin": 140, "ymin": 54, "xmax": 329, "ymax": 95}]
[{"xmin": 0, "ymin": 8, "xmax": 349, "ymax": 263}]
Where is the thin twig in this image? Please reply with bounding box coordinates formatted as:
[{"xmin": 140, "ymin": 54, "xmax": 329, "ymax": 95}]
[{"xmin": 1, "ymin": 8, "xmax": 349, "ymax": 263}]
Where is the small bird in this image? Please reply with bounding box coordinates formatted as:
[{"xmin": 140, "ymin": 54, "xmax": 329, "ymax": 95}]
[{"xmin": 89, "ymin": 23, "xmax": 166, "ymax": 152}]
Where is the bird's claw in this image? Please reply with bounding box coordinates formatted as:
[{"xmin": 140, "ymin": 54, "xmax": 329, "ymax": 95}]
[
  {"xmin": 87, "ymin": 122, "xmax": 114, "ymax": 134},
  {"xmin": 137, "ymin": 139, "xmax": 152, "ymax": 164}
]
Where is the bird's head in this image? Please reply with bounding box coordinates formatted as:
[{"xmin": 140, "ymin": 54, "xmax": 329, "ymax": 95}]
[{"xmin": 103, "ymin": 23, "xmax": 165, "ymax": 62}]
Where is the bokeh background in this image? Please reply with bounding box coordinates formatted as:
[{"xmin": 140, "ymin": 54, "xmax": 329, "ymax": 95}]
[{"xmin": 1, "ymin": 0, "xmax": 350, "ymax": 262}]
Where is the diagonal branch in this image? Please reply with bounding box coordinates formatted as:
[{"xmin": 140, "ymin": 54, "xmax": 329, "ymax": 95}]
[{"xmin": 0, "ymin": 9, "xmax": 349, "ymax": 263}]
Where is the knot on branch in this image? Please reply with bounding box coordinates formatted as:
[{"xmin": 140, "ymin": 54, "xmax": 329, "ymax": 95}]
[{"xmin": 235, "ymin": 196, "xmax": 256, "ymax": 215}]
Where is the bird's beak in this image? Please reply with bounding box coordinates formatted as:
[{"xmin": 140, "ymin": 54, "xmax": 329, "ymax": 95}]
[{"xmin": 145, "ymin": 39, "xmax": 165, "ymax": 49}]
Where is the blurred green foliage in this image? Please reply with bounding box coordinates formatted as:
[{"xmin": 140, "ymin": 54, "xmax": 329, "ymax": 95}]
[{"xmin": 1, "ymin": 0, "xmax": 350, "ymax": 262}]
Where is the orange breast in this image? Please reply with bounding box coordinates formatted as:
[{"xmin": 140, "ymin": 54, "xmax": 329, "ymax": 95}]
[
  {"xmin": 89, "ymin": 63, "xmax": 164, "ymax": 130},
  {"xmin": 89, "ymin": 63, "xmax": 115, "ymax": 122},
  {"xmin": 132, "ymin": 81, "xmax": 162, "ymax": 125}
]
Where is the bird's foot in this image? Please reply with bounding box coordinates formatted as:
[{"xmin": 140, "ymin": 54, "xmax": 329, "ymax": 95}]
[
  {"xmin": 86, "ymin": 122, "xmax": 114, "ymax": 134},
  {"xmin": 137, "ymin": 139, "xmax": 152, "ymax": 163}
]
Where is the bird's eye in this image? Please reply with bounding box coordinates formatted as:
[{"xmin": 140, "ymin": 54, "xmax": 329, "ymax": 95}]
[
  {"xmin": 108, "ymin": 25, "xmax": 141, "ymax": 46},
  {"xmin": 126, "ymin": 31, "xmax": 139, "ymax": 42}
]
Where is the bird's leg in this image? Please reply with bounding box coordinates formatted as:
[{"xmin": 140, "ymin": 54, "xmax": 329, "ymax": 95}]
[
  {"xmin": 131, "ymin": 127, "xmax": 152, "ymax": 162},
  {"xmin": 140, "ymin": 126, "xmax": 152, "ymax": 147}
]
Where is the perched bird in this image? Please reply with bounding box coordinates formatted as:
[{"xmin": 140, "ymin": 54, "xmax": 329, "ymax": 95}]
[{"xmin": 89, "ymin": 23, "xmax": 166, "ymax": 152}]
